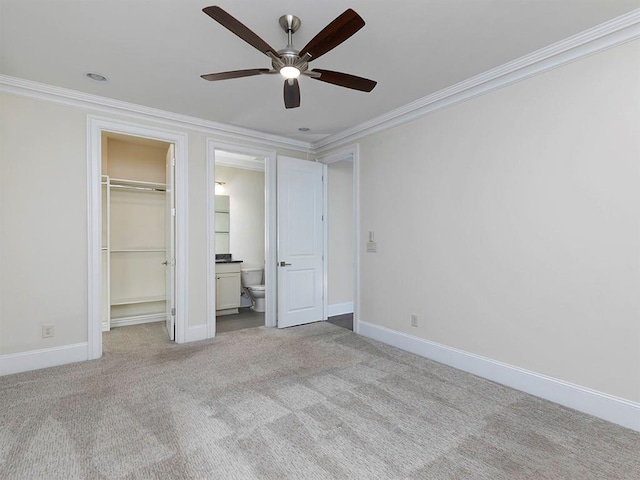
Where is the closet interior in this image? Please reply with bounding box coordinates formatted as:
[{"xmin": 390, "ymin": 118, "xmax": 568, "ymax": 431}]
[{"xmin": 101, "ymin": 132, "xmax": 171, "ymax": 332}]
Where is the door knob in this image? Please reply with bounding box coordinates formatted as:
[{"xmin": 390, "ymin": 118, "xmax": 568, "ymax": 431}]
[
  {"xmin": 162, "ymin": 261, "xmax": 169, "ymax": 265},
  {"xmin": 279, "ymin": 261, "xmax": 292, "ymax": 267}
]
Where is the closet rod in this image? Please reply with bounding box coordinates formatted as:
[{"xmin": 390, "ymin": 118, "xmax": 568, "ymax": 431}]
[{"xmin": 110, "ymin": 184, "xmax": 166, "ymax": 192}]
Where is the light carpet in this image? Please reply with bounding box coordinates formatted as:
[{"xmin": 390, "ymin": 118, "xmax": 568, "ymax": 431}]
[{"xmin": 1, "ymin": 321, "xmax": 638, "ymax": 479}]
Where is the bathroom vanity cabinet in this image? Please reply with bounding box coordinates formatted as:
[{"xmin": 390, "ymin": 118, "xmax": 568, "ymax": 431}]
[{"xmin": 216, "ymin": 262, "xmax": 241, "ymax": 315}]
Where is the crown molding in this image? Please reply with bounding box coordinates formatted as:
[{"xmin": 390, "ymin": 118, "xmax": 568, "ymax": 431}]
[
  {"xmin": 312, "ymin": 8, "xmax": 640, "ymax": 154},
  {"xmin": 0, "ymin": 74, "xmax": 312, "ymax": 153},
  {"xmin": 2, "ymin": 8, "xmax": 639, "ymax": 156}
]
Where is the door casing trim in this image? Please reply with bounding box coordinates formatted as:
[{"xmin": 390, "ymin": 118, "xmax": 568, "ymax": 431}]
[
  {"xmin": 87, "ymin": 116, "xmax": 189, "ymax": 358},
  {"xmin": 317, "ymin": 144, "xmax": 360, "ymax": 334}
]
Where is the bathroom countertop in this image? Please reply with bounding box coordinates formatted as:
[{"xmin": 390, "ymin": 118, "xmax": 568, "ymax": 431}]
[{"xmin": 215, "ymin": 260, "xmax": 243, "ymax": 264}]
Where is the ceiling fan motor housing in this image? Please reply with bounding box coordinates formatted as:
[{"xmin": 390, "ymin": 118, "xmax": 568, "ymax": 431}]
[{"xmin": 278, "ymin": 15, "xmax": 301, "ymax": 34}]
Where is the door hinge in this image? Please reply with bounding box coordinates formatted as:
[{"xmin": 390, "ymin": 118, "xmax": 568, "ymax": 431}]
[
  {"xmin": 171, "ymin": 208, "xmax": 176, "ymax": 216},
  {"xmin": 171, "ymin": 157, "xmax": 176, "ymax": 167},
  {"xmin": 171, "ymin": 307, "xmax": 176, "ymax": 316}
]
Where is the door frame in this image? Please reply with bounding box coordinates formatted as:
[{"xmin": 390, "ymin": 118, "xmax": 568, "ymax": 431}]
[
  {"xmin": 205, "ymin": 139, "xmax": 277, "ymax": 336},
  {"xmin": 317, "ymin": 144, "xmax": 360, "ymax": 334},
  {"xmin": 87, "ymin": 116, "xmax": 188, "ymax": 359}
]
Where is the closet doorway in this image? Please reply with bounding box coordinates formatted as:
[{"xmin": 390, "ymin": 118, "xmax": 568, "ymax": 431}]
[
  {"xmin": 88, "ymin": 117, "xmax": 187, "ymax": 359},
  {"xmin": 100, "ymin": 132, "xmax": 176, "ymax": 341}
]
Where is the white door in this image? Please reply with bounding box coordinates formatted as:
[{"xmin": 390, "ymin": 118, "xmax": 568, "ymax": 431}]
[
  {"xmin": 277, "ymin": 156, "xmax": 324, "ymax": 328},
  {"xmin": 165, "ymin": 144, "xmax": 176, "ymax": 340}
]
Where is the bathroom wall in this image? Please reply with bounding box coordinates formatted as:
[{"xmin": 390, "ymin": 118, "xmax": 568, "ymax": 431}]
[
  {"xmin": 327, "ymin": 160, "xmax": 354, "ymax": 311},
  {"xmin": 215, "ymin": 165, "xmax": 265, "ymax": 269}
]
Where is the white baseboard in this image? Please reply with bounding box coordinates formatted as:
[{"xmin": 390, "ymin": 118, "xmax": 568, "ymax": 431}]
[
  {"xmin": 110, "ymin": 314, "xmax": 165, "ymax": 329},
  {"xmin": 0, "ymin": 343, "xmax": 88, "ymax": 376},
  {"xmin": 328, "ymin": 302, "xmax": 354, "ymax": 317},
  {"xmin": 358, "ymin": 321, "xmax": 640, "ymax": 432}
]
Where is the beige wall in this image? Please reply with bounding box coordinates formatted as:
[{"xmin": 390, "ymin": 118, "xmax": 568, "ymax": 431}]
[
  {"xmin": 104, "ymin": 138, "xmax": 167, "ymax": 184},
  {"xmin": 1, "ymin": 95, "xmax": 88, "ymax": 354},
  {"xmin": 215, "ymin": 165, "xmax": 265, "ymax": 268},
  {"xmin": 354, "ymin": 39, "xmax": 640, "ymax": 402},
  {"xmin": 0, "ymin": 92, "xmax": 303, "ymax": 355},
  {"xmin": 327, "ymin": 160, "xmax": 354, "ymax": 306}
]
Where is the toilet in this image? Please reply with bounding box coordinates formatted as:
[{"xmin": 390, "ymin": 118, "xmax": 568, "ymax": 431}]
[{"xmin": 240, "ymin": 267, "xmax": 265, "ymax": 313}]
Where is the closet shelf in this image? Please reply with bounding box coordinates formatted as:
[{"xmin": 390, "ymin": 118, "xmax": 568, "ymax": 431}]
[
  {"xmin": 110, "ymin": 178, "xmax": 166, "ymax": 191},
  {"xmin": 111, "ymin": 296, "xmax": 166, "ymax": 306},
  {"xmin": 111, "ymin": 249, "xmax": 166, "ymax": 253}
]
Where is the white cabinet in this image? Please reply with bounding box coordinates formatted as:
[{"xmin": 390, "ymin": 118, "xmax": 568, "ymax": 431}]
[
  {"xmin": 215, "ymin": 195, "xmax": 230, "ymax": 254},
  {"xmin": 215, "ymin": 233, "xmax": 230, "ymax": 254},
  {"xmin": 216, "ymin": 262, "xmax": 241, "ymax": 315},
  {"xmin": 215, "ymin": 212, "xmax": 230, "ymax": 232},
  {"xmin": 215, "ymin": 195, "xmax": 230, "ymax": 212},
  {"xmin": 101, "ymin": 135, "xmax": 169, "ymax": 331}
]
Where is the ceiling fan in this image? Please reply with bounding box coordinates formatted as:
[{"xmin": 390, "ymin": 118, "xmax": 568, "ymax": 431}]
[{"xmin": 200, "ymin": 6, "xmax": 377, "ymax": 109}]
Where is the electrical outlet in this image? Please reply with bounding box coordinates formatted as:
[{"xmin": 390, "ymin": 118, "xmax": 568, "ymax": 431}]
[
  {"xmin": 366, "ymin": 241, "xmax": 377, "ymax": 253},
  {"xmin": 42, "ymin": 324, "xmax": 54, "ymax": 338},
  {"xmin": 411, "ymin": 314, "xmax": 418, "ymax": 327}
]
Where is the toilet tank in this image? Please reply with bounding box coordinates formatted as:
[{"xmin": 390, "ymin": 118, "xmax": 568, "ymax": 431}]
[{"xmin": 240, "ymin": 267, "xmax": 263, "ymax": 287}]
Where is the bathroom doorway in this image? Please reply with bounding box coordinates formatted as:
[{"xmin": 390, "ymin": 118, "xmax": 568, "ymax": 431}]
[{"xmin": 206, "ymin": 141, "xmax": 277, "ymax": 336}]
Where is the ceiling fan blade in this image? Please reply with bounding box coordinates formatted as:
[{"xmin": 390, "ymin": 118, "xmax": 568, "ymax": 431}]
[
  {"xmin": 283, "ymin": 79, "xmax": 301, "ymax": 109},
  {"xmin": 300, "ymin": 9, "xmax": 365, "ymax": 61},
  {"xmin": 309, "ymin": 69, "xmax": 377, "ymax": 92},
  {"xmin": 201, "ymin": 69, "xmax": 270, "ymax": 81},
  {"xmin": 203, "ymin": 6, "xmax": 277, "ymax": 56}
]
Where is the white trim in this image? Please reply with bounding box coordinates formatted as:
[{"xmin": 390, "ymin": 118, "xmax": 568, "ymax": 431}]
[
  {"xmin": 0, "ymin": 75, "xmax": 311, "ymax": 153},
  {"xmin": 206, "ymin": 140, "xmax": 278, "ymax": 334},
  {"xmin": 87, "ymin": 116, "xmax": 189, "ymax": 359},
  {"xmin": 353, "ymin": 146, "xmax": 361, "ymax": 335},
  {"xmin": 322, "ymin": 163, "xmax": 328, "ymax": 321},
  {"xmin": 0, "ymin": 343, "xmax": 88, "ymax": 376},
  {"xmin": 327, "ymin": 302, "xmax": 354, "ymax": 317},
  {"xmin": 206, "ymin": 143, "xmax": 217, "ymax": 339},
  {"xmin": 313, "ymin": 9, "xmax": 640, "ymax": 153},
  {"xmin": 110, "ymin": 314, "xmax": 165, "ymax": 329},
  {"xmin": 186, "ymin": 324, "xmax": 209, "ymax": 343},
  {"xmin": 264, "ymin": 151, "xmax": 277, "ymax": 328},
  {"xmin": 317, "ymin": 144, "xmax": 361, "ymax": 334},
  {"xmin": 358, "ymin": 321, "xmax": 640, "ymax": 432}
]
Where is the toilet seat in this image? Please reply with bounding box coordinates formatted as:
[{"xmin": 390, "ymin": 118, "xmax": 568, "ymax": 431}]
[{"xmin": 248, "ymin": 285, "xmax": 265, "ymax": 292}]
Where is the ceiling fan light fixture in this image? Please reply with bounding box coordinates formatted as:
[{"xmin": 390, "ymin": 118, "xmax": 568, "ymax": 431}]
[{"xmin": 280, "ymin": 66, "xmax": 300, "ymax": 79}]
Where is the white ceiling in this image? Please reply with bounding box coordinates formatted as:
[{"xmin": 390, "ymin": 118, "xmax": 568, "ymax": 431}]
[{"xmin": 1, "ymin": 1, "xmax": 638, "ymax": 142}]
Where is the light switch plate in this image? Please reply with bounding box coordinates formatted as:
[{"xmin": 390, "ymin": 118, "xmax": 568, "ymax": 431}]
[{"xmin": 42, "ymin": 324, "xmax": 54, "ymax": 338}]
